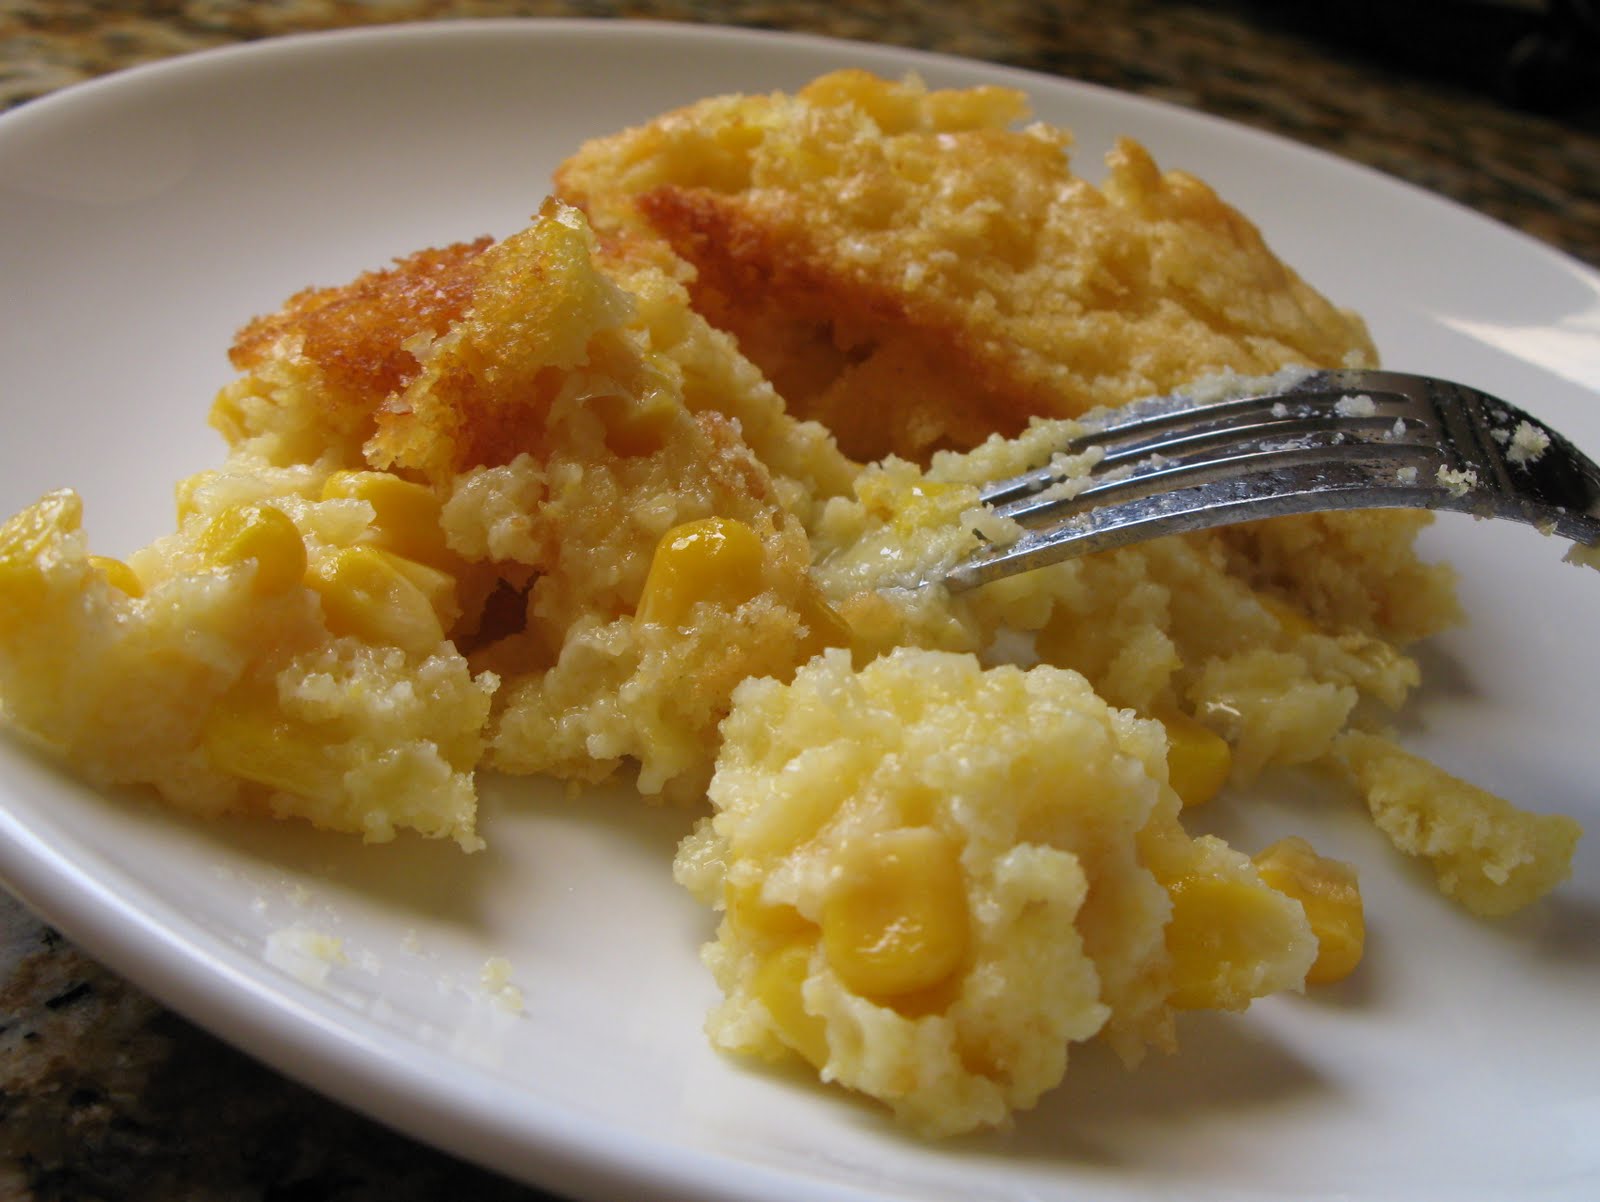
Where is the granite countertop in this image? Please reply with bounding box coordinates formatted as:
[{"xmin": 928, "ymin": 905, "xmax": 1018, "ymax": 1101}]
[{"xmin": 1, "ymin": 3, "xmax": 1596, "ymax": 1200}]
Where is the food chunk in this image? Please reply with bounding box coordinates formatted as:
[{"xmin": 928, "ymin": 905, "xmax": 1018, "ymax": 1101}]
[
  {"xmin": 675, "ymin": 647, "xmax": 1314, "ymax": 1135},
  {"xmin": 1334, "ymin": 732, "xmax": 1581, "ymax": 917},
  {"xmin": 357, "ymin": 202, "xmax": 843, "ymax": 800},
  {"xmin": 0, "ymin": 482, "xmax": 494, "ymax": 847},
  {"xmin": 558, "ymin": 69, "xmax": 1377, "ymax": 462},
  {"xmin": 178, "ymin": 200, "xmax": 855, "ymax": 809}
]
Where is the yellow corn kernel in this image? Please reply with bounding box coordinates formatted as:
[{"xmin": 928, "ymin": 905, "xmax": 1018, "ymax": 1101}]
[
  {"xmin": 636, "ymin": 516, "xmax": 765, "ymax": 628},
  {"xmin": 821, "ymin": 827, "xmax": 970, "ymax": 1001},
  {"xmin": 1258, "ymin": 592, "xmax": 1319, "ymax": 639},
  {"xmin": 1159, "ymin": 709, "xmax": 1233, "ymax": 808},
  {"xmin": 89, "ymin": 555, "xmax": 143, "ymax": 598},
  {"xmin": 308, "ymin": 545, "xmax": 444, "ymax": 655},
  {"xmin": 752, "ymin": 942, "xmax": 830, "ymax": 1068},
  {"xmin": 1254, "ymin": 836, "xmax": 1365, "ymax": 986},
  {"xmin": 795, "ymin": 581, "xmax": 853, "ymax": 660},
  {"xmin": 321, "ymin": 471, "xmax": 448, "ymax": 565},
  {"xmin": 196, "ymin": 504, "xmax": 307, "ymax": 595},
  {"xmin": 726, "ymin": 878, "xmax": 815, "ymax": 944},
  {"xmin": 379, "ymin": 549, "xmax": 461, "ymax": 631},
  {"xmin": 1164, "ymin": 870, "xmax": 1302, "ymax": 1010},
  {"xmin": 203, "ymin": 698, "xmax": 338, "ymax": 800}
]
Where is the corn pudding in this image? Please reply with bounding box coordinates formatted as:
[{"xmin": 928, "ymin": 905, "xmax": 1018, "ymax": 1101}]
[
  {"xmin": 556, "ymin": 70, "xmax": 1378, "ymax": 463},
  {"xmin": 0, "ymin": 70, "xmax": 1583, "ymax": 1135},
  {"xmin": 675, "ymin": 646, "xmax": 1314, "ymax": 1136}
]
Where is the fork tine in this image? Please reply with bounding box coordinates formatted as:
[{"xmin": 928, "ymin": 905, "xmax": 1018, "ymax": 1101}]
[
  {"xmin": 979, "ymin": 370, "xmax": 1424, "ymax": 507},
  {"xmin": 945, "ymin": 370, "xmax": 1600, "ymax": 592},
  {"xmin": 949, "ymin": 453, "xmax": 1443, "ymax": 591},
  {"xmin": 992, "ymin": 434, "xmax": 1431, "ymax": 527}
]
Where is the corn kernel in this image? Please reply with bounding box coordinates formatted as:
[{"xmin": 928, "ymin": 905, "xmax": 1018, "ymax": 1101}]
[
  {"xmin": 726, "ymin": 878, "xmax": 815, "ymax": 944},
  {"xmin": 796, "ymin": 581, "xmax": 853, "ymax": 660},
  {"xmin": 196, "ymin": 504, "xmax": 307, "ymax": 595},
  {"xmin": 1159, "ymin": 709, "xmax": 1232, "ymax": 808},
  {"xmin": 1254, "ymin": 836, "xmax": 1365, "ymax": 985},
  {"xmin": 636, "ymin": 516, "xmax": 765, "ymax": 628},
  {"xmin": 379, "ymin": 549, "xmax": 461, "ymax": 631},
  {"xmin": 1164, "ymin": 870, "xmax": 1303, "ymax": 1010},
  {"xmin": 203, "ymin": 697, "xmax": 338, "ymax": 800},
  {"xmin": 308, "ymin": 545, "xmax": 444, "ymax": 655},
  {"xmin": 321, "ymin": 471, "xmax": 448, "ymax": 565},
  {"xmin": 821, "ymin": 827, "xmax": 969, "ymax": 1000},
  {"xmin": 89, "ymin": 555, "xmax": 143, "ymax": 598},
  {"xmin": 752, "ymin": 942, "xmax": 830, "ymax": 1068}
]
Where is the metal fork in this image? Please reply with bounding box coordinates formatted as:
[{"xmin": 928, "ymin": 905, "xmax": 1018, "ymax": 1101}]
[{"xmin": 944, "ymin": 369, "xmax": 1600, "ymax": 591}]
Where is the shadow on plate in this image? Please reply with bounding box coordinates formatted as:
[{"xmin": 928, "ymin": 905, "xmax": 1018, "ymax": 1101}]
[
  {"xmin": 953, "ymin": 1009, "xmax": 1326, "ymax": 1168},
  {"xmin": 1484, "ymin": 889, "xmax": 1600, "ymax": 969}
]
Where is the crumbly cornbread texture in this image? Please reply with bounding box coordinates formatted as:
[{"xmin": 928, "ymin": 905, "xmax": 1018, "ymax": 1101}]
[
  {"xmin": 0, "ymin": 481, "xmax": 494, "ymax": 848},
  {"xmin": 0, "ymin": 70, "xmax": 1583, "ymax": 1139},
  {"xmin": 0, "ymin": 200, "xmax": 851, "ymax": 834},
  {"xmin": 1334, "ymin": 731, "xmax": 1582, "ymax": 917},
  {"xmin": 674, "ymin": 648, "xmax": 1314, "ymax": 1136}
]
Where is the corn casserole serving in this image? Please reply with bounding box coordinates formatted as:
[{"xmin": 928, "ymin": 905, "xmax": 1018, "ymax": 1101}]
[{"xmin": 0, "ymin": 71, "xmax": 1582, "ymax": 1136}]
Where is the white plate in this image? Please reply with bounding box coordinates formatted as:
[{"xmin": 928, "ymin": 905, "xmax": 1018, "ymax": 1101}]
[{"xmin": 2, "ymin": 19, "xmax": 1599, "ymax": 1202}]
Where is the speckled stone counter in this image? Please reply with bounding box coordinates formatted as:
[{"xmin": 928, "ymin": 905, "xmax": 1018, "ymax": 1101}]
[{"xmin": 1, "ymin": 3, "xmax": 1597, "ymax": 1200}]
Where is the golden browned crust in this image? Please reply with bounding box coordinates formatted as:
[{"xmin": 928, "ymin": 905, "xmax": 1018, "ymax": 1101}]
[
  {"xmin": 366, "ymin": 210, "xmax": 637, "ymax": 479},
  {"xmin": 230, "ymin": 237, "xmax": 492, "ymax": 419}
]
